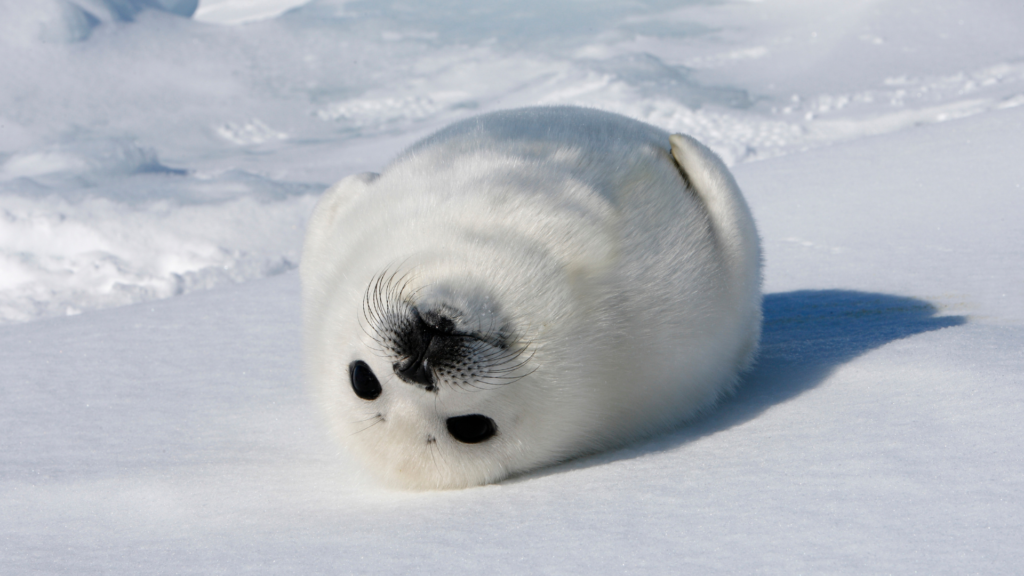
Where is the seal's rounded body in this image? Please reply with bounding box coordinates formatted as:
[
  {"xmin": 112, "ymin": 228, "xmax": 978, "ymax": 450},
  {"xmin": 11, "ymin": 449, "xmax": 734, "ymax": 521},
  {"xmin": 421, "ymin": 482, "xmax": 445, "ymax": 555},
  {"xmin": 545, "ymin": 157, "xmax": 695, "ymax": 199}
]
[{"xmin": 301, "ymin": 106, "xmax": 761, "ymax": 489}]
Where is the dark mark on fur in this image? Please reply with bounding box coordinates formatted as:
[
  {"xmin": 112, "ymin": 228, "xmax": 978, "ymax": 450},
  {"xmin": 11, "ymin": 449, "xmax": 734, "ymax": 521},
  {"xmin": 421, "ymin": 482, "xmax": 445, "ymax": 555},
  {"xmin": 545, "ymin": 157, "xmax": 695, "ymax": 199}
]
[{"xmin": 361, "ymin": 269, "xmax": 534, "ymax": 393}]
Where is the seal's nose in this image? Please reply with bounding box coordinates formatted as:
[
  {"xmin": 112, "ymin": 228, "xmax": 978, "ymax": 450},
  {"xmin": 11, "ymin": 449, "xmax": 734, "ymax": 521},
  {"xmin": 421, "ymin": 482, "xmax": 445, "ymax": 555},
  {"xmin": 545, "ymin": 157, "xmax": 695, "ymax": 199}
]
[
  {"xmin": 395, "ymin": 353, "xmax": 433, "ymax": 388},
  {"xmin": 393, "ymin": 308, "xmax": 458, "ymax": 392}
]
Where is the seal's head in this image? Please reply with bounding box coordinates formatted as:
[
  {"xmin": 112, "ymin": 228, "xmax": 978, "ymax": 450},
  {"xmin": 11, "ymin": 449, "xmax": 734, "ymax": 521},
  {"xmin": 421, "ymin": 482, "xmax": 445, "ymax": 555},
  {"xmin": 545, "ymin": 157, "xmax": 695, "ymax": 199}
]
[
  {"xmin": 343, "ymin": 269, "xmax": 544, "ymax": 487},
  {"xmin": 307, "ymin": 251, "xmax": 618, "ymax": 490}
]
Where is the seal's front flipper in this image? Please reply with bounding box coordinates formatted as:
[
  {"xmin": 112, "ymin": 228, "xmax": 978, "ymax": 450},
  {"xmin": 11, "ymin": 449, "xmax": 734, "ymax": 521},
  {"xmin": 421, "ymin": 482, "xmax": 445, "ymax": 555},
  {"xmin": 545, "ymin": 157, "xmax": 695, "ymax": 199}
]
[{"xmin": 669, "ymin": 133, "xmax": 762, "ymax": 368}]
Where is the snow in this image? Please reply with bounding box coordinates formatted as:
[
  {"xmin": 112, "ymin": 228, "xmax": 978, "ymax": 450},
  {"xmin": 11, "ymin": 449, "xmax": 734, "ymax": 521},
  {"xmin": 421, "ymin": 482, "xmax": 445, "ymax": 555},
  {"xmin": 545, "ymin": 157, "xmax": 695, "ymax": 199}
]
[
  {"xmin": 194, "ymin": 0, "xmax": 309, "ymax": 24},
  {"xmin": 1, "ymin": 0, "xmax": 1023, "ymax": 573},
  {"xmin": 4, "ymin": 0, "xmax": 1024, "ymax": 325}
]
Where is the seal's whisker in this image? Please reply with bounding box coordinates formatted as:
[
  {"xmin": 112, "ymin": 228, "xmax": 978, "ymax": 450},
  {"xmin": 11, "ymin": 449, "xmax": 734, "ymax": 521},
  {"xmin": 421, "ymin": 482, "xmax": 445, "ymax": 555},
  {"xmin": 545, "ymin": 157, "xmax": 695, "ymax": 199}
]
[
  {"xmin": 453, "ymin": 378, "xmax": 488, "ymax": 392},
  {"xmin": 480, "ymin": 369, "xmax": 532, "ymax": 382},
  {"xmin": 427, "ymin": 437, "xmax": 443, "ymax": 476},
  {"xmin": 470, "ymin": 347, "xmax": 524, "ymax": 367},
  {"xmin": 476, "ymin": 372, "xmax": 528, "ymax": 380},
  {"xmin": 350, "ymin": 416, "xmax": 383, "ymax": 436},
  {"xmin": 429, "ymin": 396, "xmax": 451, "ymax": 475},
  {"xmin": 482, "ymin": 358, "xmax": 534, "ymax": 374},
  {"xmin": 476, "ymin": 348, "xmax": 534, "ymax": 372},
  {"xmin": 351, "ymin": 413, "xmax": 382, "ymax": 424},
  {"xmin": 363, "ymin": 267, "xmax": 425, "ymax": 361},
  {"xmin": 472, "ymin": 345, "xmax": 516, "ymax": 361}
]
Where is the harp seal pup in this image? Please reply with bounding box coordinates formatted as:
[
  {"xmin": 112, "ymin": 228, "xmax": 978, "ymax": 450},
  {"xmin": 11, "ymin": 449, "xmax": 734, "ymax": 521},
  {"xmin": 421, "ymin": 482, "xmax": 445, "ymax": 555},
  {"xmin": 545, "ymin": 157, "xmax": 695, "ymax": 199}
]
[{"xmin": 301, "ymin": 106, "xmax": 761, "ymax": 490}]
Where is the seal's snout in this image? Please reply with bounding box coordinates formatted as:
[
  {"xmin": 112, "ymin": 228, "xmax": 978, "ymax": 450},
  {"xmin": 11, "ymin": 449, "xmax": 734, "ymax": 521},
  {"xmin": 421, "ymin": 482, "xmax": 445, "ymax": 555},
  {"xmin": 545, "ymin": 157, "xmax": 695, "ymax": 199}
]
[
  {"xmin": 395, "ymin": 354, "xmax": 434, "ymax": 388},
  {"xmin": 393, "ymin": 308, "xmax": 459, "ymax": 392}
]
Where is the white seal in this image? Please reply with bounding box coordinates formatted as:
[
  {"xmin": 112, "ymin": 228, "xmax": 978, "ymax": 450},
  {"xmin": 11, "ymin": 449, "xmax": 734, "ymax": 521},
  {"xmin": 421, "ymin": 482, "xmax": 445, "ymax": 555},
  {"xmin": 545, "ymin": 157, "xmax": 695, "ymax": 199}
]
[{"xmin": 301, "ymin": 106, "xmax": 761, "ymax": 490}]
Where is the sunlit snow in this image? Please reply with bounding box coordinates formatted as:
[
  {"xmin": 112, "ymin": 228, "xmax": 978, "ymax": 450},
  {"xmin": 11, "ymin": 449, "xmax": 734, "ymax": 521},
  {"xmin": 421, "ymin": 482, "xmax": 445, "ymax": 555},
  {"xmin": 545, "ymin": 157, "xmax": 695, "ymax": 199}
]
[
  {"xmin": 3, "ymin": 0, "xmax": 1024, "ymax": 324},
  {"xmin": 1, "ymin": 0, "xmax": 1022, "ymax": 573}
]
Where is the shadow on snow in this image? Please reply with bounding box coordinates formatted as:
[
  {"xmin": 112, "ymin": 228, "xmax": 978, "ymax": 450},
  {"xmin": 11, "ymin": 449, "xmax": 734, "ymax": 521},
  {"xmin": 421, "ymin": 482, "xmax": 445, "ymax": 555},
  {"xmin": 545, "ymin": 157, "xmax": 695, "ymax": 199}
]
[{"xmin": 527, "ymin": 289, "xmax": 966, "ymax": 479}]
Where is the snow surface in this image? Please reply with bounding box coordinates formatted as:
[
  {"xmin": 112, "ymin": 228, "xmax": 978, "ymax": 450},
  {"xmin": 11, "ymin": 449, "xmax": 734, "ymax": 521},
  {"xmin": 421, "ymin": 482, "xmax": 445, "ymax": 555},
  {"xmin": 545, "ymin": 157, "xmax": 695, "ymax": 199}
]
[
  {"xmin": 194, "ymin": 0, "xmax": 309, "ymax": 24},
  {"xmin": 2, "ymin": 0, "xmax": 1023, "ymax": 573},
  {"xmin": 3, "ymin": 0, "xmax": 1024, "ymax": 324}
]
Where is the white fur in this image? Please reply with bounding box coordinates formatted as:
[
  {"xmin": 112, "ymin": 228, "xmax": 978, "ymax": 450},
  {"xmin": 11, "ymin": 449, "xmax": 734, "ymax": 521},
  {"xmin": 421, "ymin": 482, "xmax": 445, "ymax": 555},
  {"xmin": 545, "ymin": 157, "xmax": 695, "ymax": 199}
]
[{"xmin": 301, "ymin": 106, "xmax": 762, "ymax": 490}]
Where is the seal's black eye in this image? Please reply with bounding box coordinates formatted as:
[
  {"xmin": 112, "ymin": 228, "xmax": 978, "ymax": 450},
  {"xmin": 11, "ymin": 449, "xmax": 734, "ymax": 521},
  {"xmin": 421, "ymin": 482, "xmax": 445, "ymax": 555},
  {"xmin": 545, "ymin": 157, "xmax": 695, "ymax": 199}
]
[
  {"xmin": 349, "ymin": 360, "xmax": 382, "ymax": 400},
  {"xmin": 446, "ymin": 414, "xmax": 497, "ymax": 444}
]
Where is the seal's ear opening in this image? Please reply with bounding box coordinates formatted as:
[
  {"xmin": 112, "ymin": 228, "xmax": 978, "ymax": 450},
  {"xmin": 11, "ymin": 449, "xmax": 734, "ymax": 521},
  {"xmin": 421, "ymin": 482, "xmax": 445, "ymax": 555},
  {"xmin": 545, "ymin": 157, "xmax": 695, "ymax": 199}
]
[{"xmin": 302, "ymin": 172, "xmax": 380, "ymax": 262}]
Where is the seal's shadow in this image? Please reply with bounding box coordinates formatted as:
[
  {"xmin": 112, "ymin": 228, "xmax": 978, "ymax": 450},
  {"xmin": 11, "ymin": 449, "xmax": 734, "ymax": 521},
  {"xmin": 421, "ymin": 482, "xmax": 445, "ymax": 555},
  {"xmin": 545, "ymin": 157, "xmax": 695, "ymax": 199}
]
[{"xmin": 523, "ymin": 289, "xmax": 966, "ymax": 479}]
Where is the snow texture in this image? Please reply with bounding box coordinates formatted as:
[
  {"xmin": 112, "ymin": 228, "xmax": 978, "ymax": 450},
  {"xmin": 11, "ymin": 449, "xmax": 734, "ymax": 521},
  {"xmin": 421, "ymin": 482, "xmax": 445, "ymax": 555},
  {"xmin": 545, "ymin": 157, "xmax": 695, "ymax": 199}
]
[{"xmin": 1, "ymin": 0, "xmax": 1023, "ymax": 573}]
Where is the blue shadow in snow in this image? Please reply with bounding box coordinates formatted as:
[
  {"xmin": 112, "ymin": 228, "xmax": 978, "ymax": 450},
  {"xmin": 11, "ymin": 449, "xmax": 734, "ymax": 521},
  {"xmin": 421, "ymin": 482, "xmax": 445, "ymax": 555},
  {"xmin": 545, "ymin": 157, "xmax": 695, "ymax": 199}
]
[
  {"xmin": 703, "ymin": 289, "xmax": 965, "ymax": 432},
  {"xmin": 525, "ymin": 289, "xmax": 967, "ymax": 477}
]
